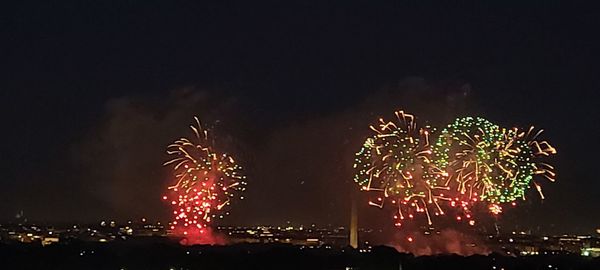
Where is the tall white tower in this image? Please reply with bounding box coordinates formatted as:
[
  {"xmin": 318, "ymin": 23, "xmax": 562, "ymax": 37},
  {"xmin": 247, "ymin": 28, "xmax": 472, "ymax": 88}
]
[{"xmin": 350, "ymin": 198, "xmax": 358, "ymax": 248}]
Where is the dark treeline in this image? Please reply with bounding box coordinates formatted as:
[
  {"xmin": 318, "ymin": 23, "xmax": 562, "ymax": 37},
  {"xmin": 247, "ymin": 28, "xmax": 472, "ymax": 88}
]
[{"xmin": 1, "ymin": 240, "xmax": 598, "ymax": 270}]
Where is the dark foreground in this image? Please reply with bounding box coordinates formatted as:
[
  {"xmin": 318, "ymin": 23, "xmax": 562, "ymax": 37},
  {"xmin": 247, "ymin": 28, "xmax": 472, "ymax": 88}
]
[{"xmin": 1, "ymin": 240, "xmax": 598, "ymax": 270}]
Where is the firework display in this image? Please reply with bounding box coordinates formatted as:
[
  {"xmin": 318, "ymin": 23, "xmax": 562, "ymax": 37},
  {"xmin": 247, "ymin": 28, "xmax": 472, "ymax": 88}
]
[
  {"xmin": 434, "ymin": 118, "xmax": 556, "ymax": 207},
  {"xmin": 353, "ymin": 111, "xmax": 450, "ymax": 226},
  {"xmin": 163, "ymin": 117, "xmax": 246, "ymax": 244},
  {"xmin": 354, "ymin": 112, "xmax": 556, "ymax": 226}
]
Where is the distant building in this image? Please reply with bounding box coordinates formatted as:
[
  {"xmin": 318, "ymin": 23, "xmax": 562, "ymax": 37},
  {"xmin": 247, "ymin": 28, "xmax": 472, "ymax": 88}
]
[
  {"xmin": 581, "ymin": 247, "xmax": 600, "ymax": 257},
  {"xmin": 42, "ymin": 236, "xmax": 59, "ymax": 246}
]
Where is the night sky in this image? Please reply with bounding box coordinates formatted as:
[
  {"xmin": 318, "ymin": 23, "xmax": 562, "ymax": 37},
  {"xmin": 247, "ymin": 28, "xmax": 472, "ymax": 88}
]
[{"xmin": 1, "ymin": 2, "xmax": 598, "ymax": 234}]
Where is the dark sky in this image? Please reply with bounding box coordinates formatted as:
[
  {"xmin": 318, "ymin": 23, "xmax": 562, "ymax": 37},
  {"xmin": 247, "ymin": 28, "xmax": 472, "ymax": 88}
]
[{"xmin": 1, "ymin": 2, "xmax": 598, "ymax": 234}]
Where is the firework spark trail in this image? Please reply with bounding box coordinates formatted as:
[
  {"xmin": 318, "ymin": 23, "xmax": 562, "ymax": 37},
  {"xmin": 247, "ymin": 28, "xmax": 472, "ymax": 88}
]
[
  {"xmin": 354, "ymin": 112, "xmax": 556, "ymax": 228},
  {"xmin": 163, "ymin": 117, "xmax": 247, "ymax": 245},
  {"xmin": 433, "ymin": 117, "xmax": 557, "ymax": 215},
  {"xmin": 353, "ymin": 111, "xmax": 451, "ymax": 227}
]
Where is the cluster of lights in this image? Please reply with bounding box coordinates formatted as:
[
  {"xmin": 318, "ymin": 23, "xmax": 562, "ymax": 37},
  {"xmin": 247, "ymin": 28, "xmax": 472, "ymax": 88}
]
[
  {"xmin": 163, "ymin": 117, "xmax": 247, "ymax": 239},
  {"xmin": 353, "ymin": 112, "xmax": 556, "ymax": 228}
]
